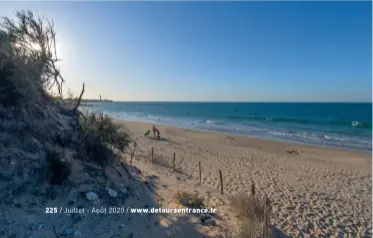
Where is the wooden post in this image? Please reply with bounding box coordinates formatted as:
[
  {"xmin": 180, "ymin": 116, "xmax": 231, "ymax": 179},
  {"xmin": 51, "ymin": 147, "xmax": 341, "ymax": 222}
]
[
  {"xmin": 151, "ymin": 147, "xmax": 154, "ymax": 163},
  {"xmin": 251, "ymin": 183, "xmax": 256, "ymax": 196},
  {"xmin": 266, "ymin": 198, "xmax": 271, "ymax": 226},
  {"xmin": 263, "ymin": 205, "xmax": 268, "ymax": 237},
  {"xmin": 172, "ymin": 152, "xmax": 176, "ymax": 172},
  {"xmin": 219, "ymin": 169, "xmax": 223, "ymax": 195},
  {"xmin": 199, "ymin": 162, "xmax": 202, "ymax": 185},
  {"xmin": 263, "ymin": 197, "xmax": 271, "ymax": 237}
]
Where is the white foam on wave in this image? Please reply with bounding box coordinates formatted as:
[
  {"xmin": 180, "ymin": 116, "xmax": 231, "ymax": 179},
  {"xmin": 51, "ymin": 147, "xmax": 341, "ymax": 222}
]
[
  {"xmin": 351, "ymin": 121, "xmax": 361, "ymax": 127},
  {"xmin": 268, "ymin": 131, "xmax": 320, "ymax": 141},
  {"xmin": 324, "ymin": 135, "xmax": 349, "ymax": 142},
  {"xmin": 148, "ymin": 114, "xmax": 162, "ymax": 122},
  {"xmin": 193, "ymin": 120, "xmax": 204, "ymax": 125}
]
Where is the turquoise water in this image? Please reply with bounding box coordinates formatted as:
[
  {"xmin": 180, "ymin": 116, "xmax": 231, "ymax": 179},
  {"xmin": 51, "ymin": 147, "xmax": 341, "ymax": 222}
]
[{"xmin": 82, "ymin": 102, "xmax": 372, "ymax": 152}]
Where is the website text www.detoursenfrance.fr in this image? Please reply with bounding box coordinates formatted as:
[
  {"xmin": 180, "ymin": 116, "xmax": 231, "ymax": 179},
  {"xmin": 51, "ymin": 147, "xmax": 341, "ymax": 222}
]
[
  {"xmin": 128, "ymin": 207, "xmax": 217, "ymax": 214},
  {"xmin": 47, "ymin": 206, "xmax": 217, "ymax": 214}
]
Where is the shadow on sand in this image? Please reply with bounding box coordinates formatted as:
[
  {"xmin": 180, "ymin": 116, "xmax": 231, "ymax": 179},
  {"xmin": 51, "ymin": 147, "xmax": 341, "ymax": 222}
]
[
  {"xmin": 148, "ymin": 136, "xmax": 171, "ymax": 143},
  {"xmin": 272, "ymin": 227, "xmax": 293, "ymax": 238},
  {"xmin": 118, "ymin": 163, "xmax": 209, "ymax": 238}
]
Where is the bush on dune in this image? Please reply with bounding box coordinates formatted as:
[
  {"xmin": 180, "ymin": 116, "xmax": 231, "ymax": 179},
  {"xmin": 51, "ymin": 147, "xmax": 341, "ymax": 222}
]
[
  {"xmin": 0, "ymin": 10, "xmax": 64, "ymax": 106},
  {"xmin": 79, "ymin": 111, "xmax": 130, "ymax": 165}
]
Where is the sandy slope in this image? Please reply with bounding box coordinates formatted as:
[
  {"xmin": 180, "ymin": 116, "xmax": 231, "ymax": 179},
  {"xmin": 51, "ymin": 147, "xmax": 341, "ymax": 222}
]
[
  {"xmin": 119, "ymin": 120, "xmax": 372, "ymax": 237},
  {"xmin": 2, "ymin": 150, "xmax": 226, "ymax": 238}
]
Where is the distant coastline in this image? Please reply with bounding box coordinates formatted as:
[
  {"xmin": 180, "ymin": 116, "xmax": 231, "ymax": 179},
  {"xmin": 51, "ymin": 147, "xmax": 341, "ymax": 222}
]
[{"xmin": 81, "ymin": 99, "xmax": 113, "ymax": 103}]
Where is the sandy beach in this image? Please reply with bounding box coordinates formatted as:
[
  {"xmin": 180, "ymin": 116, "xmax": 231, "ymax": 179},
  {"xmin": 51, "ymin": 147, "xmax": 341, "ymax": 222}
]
[{"xmin": 119, "ymin": 120, "xmax": 372, "ymax": 237}]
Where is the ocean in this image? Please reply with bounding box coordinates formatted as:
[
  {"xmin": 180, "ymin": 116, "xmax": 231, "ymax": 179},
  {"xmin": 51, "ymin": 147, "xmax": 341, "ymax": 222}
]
[{"xmin": 81, "ymin": 102, "xmax": 372, "ymax": 152}]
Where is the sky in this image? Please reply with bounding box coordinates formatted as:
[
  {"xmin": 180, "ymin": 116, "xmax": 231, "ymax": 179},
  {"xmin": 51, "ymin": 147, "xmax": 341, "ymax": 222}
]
[{"xmin": 0, "ymin": 1, "xmax": 371, "ymax": 102}]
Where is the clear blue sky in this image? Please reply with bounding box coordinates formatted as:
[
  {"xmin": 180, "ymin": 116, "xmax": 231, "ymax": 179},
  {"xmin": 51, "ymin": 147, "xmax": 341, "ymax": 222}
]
[{"xmin": 0, "ymin": 1, "xmax": 371, "ymax": 102}]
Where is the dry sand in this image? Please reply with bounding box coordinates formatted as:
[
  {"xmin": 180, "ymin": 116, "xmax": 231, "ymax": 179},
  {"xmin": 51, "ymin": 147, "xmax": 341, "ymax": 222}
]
[{"xmin": 119, "ymin": 120, "xmax": 372, "ymax": 237}]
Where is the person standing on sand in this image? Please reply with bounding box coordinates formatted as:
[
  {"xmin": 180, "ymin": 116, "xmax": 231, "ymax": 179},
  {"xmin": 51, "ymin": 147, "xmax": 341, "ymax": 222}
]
[
  {"xmin": 152, "ymin": 125, "xmax": 156, "ymax": 137},
  {"xmin": 156, "ymin": 128, "xmax": 160, "ymax": 140}
]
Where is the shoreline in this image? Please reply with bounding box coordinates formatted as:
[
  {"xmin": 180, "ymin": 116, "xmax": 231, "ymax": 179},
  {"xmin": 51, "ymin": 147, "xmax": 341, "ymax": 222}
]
[
  {"xmin": 115, "ymin": 117, "xmax": 372, "ymax": 155},
  {"xmin": 117, "ymin": 119, "xmax": 372, "ymax": 168}
]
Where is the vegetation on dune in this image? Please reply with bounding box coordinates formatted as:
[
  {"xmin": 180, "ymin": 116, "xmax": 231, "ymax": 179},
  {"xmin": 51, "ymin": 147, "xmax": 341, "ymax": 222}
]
[
  {"xmin": 229, "ymin": 183, "xmax": 274, "ymax": 238},
  {"xmin": 0, "ymin": 10, "xmax": 64, "ymax": 105},
  {"xmin": 0, "ymin": 10, "xmax": 130, "ymax": 189},
  {"xmin": 231, "ymin": 191, "xmax": 266, "ymax": 221},
  {"xmin": 174, "ymin": 190, "xmax": 205, "ymax": 209},
  {"xmin": 79, "ymin": 111, "xmax": 130, "ymax": 166}
]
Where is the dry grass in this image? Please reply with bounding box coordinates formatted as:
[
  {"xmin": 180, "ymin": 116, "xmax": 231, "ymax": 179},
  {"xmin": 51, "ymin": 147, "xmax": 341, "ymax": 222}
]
[
  {"xmin": 231, "ymin": 191, "xmax": 266, "ymax": 221},
  {"xmin": 230, "ymin": 184, "xmax": 273, "ymax": 238},
  {"xmin": 234, "ymin": 218, "xmax": 264, "ymax": 238},
  {"xmin": 174, "ymin": 190, "xmax": 205, "ymax": 209}
]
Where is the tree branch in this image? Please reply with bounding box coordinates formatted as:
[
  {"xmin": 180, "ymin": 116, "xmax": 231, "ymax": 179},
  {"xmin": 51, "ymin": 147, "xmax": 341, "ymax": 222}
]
[{"xmin": 73, "ymin": 83, "xmax": 85, "ymax": 112}]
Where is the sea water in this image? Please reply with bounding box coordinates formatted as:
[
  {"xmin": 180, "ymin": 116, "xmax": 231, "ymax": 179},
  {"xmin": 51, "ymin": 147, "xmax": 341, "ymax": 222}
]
[{"xmin": 81, "ymin": 102, "xmax": 372, "ymax": 152}]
